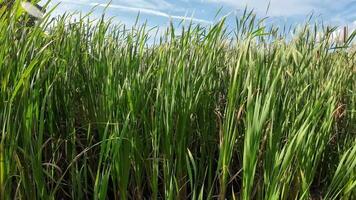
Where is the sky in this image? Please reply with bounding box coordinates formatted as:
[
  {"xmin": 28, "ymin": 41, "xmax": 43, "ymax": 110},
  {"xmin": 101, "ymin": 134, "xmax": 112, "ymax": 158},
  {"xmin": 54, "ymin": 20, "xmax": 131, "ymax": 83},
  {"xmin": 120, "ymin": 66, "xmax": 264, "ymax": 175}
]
[{"xmin": 46, "ymin": 0, "xmax": 356, "ymax": 30}]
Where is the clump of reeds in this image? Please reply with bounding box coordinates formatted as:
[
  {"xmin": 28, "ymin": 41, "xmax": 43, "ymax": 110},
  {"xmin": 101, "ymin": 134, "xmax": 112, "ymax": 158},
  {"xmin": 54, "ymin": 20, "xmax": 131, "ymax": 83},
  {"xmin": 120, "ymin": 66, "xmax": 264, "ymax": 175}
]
[{"xmin": 0, "ymin": 1, "xmax": 355, "ymax": 199}]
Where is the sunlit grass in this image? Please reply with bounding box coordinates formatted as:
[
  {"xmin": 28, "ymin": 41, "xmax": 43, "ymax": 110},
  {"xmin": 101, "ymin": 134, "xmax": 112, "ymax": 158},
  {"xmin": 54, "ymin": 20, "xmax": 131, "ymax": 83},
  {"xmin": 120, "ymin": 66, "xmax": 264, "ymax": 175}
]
[{"xmin": 0, "ymin": 1, "xmax": 355, "ymax": 199}]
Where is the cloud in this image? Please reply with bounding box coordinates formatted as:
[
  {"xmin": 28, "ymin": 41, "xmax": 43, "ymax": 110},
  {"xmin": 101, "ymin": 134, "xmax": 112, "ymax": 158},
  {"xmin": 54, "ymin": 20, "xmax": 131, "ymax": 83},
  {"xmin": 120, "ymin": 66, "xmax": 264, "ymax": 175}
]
[
  {"xmin": 205, "ymin": 0, "xmax": 356, "ymax": 19},
  {"xmin": 205, "ymin": 0, "xmax": 314, "ymax": 16},
  {"xmin": 49, "ymin": 0, "xmax": 355, "ymax": 28},
  {"xmin": 101, "ymin": 0, "xmax": 174, "ymax": 11},
  {"xmin": 52, "ymin": 0, "xmax": 212, "ymax": 24},
  {"xmin": 90, "ymin": 2, "xmax": 212, "ymax": 24}
]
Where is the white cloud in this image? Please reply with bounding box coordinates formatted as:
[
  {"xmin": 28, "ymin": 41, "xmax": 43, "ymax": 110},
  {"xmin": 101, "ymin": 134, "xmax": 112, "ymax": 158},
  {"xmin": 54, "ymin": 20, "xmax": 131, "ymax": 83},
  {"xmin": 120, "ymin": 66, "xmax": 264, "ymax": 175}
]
[
  {"xmin": 51, "ymin": 0, "xmax": 212, "ymax": 24},
  {"xmin": 49, "ymin": 0, "xmax": 355, "ymax": 27},
  {"xmin": 205, "ymin": 0, "xmax": 355, "ymax": 17},
  {"xmin": 104, "ymin": 0, "xmax": 174, "ymax": 11},
  {"xmin": 90, "ymin": 2, "xmax": 212, "ymax": 24},
  {"xmin": 206, "ymin": 0, "xmax": 317, "ymax": 16}
]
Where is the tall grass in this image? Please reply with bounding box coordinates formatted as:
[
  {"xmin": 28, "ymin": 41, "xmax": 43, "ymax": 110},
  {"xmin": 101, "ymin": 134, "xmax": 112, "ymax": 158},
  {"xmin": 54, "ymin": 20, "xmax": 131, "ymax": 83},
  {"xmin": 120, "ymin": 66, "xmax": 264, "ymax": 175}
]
[{"xmin": 0, "ymin": 2, "xmax": 355, "ymax": 199}]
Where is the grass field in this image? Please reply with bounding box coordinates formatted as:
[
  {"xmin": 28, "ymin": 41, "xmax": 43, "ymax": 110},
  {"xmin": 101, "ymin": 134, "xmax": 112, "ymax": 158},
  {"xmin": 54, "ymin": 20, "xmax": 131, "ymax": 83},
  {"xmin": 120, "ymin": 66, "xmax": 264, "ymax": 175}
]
[{"xmin": 0, "ymin": 2, "xmax": 356, "ymax": 199}]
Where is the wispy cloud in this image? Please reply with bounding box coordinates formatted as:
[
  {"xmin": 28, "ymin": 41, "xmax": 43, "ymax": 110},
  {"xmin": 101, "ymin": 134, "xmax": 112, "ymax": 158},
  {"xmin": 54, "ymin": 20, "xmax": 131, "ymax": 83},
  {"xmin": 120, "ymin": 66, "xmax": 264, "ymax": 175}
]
[
  {"xmin": 49, "ymin": 0, "xmax": 355, "ymax": 28},
  {"xmin": 205, "ymin": 0, "xmax": 316, "ymax": 16},
  {"xmin": 99, "ymin": 0, "xmax": 175, "ymax": 11},
  {"xmin": 205, "ymin": 0, "xmax": 356, "ymax": 19},
  {"xmin": 53, "ymin": 0, "xmax": 212, "ymax": 24},
  {"xmin": 90, "ymin": 2, "xmax": 212, "ymax": 24}
]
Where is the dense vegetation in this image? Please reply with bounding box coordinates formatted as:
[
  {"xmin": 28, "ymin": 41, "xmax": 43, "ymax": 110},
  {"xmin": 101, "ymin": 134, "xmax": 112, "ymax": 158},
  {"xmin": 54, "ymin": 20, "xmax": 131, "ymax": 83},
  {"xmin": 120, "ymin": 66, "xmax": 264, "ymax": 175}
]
[{"xmin": 0, "ymin": 2, "xmax": 355, "ymax": 199}]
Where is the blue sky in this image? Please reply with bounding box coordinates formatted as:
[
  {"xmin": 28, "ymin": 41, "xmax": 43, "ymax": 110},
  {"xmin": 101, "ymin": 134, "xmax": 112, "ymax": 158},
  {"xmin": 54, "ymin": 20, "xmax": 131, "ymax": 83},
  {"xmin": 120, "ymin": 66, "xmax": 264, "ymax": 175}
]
[{"xmin": 48, "ymin": 0, "xmax": 356, "ymax": 29}]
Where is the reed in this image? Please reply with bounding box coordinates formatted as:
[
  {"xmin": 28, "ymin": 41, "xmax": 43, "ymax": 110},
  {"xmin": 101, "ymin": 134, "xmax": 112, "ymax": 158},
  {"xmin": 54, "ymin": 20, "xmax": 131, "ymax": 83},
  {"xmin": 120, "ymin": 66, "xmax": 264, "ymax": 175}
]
[{"xmin": 0, "ymin": 1, "xmax": 355, "ymax": 199}]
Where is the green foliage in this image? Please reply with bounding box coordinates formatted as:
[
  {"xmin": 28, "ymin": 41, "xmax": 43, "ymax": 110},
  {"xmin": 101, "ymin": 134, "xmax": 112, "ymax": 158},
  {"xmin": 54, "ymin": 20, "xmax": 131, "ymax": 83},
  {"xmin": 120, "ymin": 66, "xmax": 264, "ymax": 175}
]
[{"xmin": 0, "ymin": 3, "xmax": 355, "ymax": 200}]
